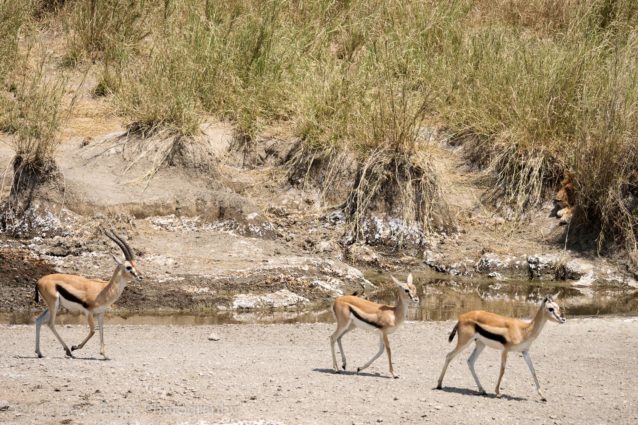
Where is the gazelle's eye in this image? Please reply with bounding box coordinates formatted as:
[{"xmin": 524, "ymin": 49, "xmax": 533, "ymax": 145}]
[
  {"xmin": 126, "ymin": 266, "xmax": 132, "ymax": 271},
  {"xmin": 404, "ymin": 289, "xmax": 409, "ymax": 293},
  {"xmin": 548, "ymin": 307, "xmax": 554, "ymax": 312}
]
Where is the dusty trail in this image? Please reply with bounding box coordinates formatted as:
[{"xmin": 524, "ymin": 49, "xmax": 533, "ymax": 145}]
[{"xmin": 1, "ymin": 317, "xmax": 637, "ymax": 424}]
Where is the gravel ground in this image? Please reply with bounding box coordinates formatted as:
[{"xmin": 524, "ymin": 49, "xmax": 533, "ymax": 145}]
[{"xmin": 0, "ymin": 318, "xmax": 637, "ymax": 424}]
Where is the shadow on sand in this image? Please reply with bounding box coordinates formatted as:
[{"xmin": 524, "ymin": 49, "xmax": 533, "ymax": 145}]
[
  {"xmin": 312, "ymin": 368, "xmax": 393, "ymax": 379},
  {"xmin": 435, "ymin": 386, "xmax": 527, "ymax": 401},
  {"xmin": 14, "ymin": 354, "xmax": 108, "ymax": 361}
]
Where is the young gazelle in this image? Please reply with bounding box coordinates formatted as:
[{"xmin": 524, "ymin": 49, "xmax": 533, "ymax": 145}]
[
  {"xmin": 34, "ymin": 230, "xmax": 142, "ymax": 359},
  {"xmin": 330, "ymin": 274, "xmax": 419, "ymax": 378},
  {"xmin": 436, "ymin": 295, "xmax": 566, "ymax": 400}
]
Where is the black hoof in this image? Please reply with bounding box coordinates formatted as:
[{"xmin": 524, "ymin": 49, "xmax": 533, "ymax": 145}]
[
  {"xmin": 356, "ymin": 368, "xmax": 362, "ymax": 374},
  {"xmin": 71, "ymin": 345, "xmax": 78, "ymax": 351},
  {"xmin": 36, "ymin": 352, "xmax": 43, "ymax": 359},
  {"xmin": 342, "ymin": 364, "xmax": 346, "ymax": 371},
  {"xmin": 435, "ymin": 384, "xmax": 442, "ymax": 390},
  {"xmin": 65, "ymin": 350, "xmax": 74, "ymax": 358}
]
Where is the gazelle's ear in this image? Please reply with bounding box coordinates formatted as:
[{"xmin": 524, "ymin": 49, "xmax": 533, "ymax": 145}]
[
  {"xmin": 110, "ymin": 253, "xmax": 122, "ymax": 266},
  {"xmin": 390, "ymin": 276, "xmax": 403, "ymax": 287},
  {"xmin": 407, "ymin": 273, "xmax": 413, "ymax": 285},
  {"xmin": 553, "ymin": 291, "xmax": 560, "ymax": 300}
]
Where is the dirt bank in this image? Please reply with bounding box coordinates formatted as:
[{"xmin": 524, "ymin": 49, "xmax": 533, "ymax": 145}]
[{"xmin": 1, "ymin": 317, "xmax": 636, "ymax": 424}]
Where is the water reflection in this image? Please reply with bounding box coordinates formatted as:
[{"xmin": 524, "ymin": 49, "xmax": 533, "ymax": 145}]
[
  {"xmin": 375, "ymin": 279, "xmax": 570, "ymax": 321},
  {"xmin": 2, "ymin": 276, "xmax": 636, "ymax": 326}
]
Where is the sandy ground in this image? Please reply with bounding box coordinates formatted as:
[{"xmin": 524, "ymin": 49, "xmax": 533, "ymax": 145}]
[{"xmin": 1, "ymin": 318, "xmax": 637, "ymax": 425}]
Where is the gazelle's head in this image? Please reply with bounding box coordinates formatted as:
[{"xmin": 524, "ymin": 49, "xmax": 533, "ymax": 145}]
[
  {"xmin": 391, "ymin": 274, "xmax": 419, "ymax": 304},
  {"xmin": 543, "ymin": 294, "xmax": 565, "ymax": 324},
  {"xmin": 105, "ymin": 230, "xmax": 143, "ymax": 282}
]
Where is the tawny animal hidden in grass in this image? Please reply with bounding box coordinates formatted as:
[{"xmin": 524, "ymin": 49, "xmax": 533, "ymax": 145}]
[
  {"xmin": 34, "ymin": 230, "xmax": 143, "ymax": 359},
  {"xmin": 330, "ymin": 274, "xmax": 419, "ymax": 378},
  {"xmin": 436, "ymin": 294, "xmax": 566, "ymax": 400}
]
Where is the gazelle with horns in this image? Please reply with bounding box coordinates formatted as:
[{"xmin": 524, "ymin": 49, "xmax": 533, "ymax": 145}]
[
  {"xmin": 34, "ymin": 230, "xmax": 142, "ymax": 359},
  {"xmin": 330, "ymin": 274, "xmax": 419, "ymax": 378},
  {"xmin": 436, "ymin": 295, "xmax": 566, "ymax": 400}
]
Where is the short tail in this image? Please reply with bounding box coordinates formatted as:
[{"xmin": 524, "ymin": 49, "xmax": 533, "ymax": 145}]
[
  {"xmin": 34, "ymin": 285, "xmax": 40, "ymax": 304},
  {"xmin": 448, "ymin": 322, "xmax": 458, "ymax": 343}
]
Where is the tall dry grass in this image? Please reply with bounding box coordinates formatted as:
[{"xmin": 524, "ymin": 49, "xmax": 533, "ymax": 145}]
[
  {"xmin": 4, "ymin": 55, "xmax": 69, "ymax": 195},
  {"xmin": 10, "ymin": 0, "xmax": 637, "ymax": 249},
  {"xmin": 0, "ymin": 0, "xmax": 36, "ymax": 133}
]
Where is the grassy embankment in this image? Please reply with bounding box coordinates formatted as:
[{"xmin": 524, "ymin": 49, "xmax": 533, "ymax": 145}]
[{"xmin": 1, "ymin": 0, "xmax": 636, "ymax": 257}]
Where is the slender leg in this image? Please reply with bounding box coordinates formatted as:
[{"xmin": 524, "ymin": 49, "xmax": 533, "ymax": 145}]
[
  {"xmin": 97, "ymin": 313, "xmax": 108, "ymax": 359},
  {"xmin": 336, "ymin": 322, "xmax": 355, "ymax": 370},
  {"xmin": 330, "ymin": 321, "xmax": 351, "ymax": 372},
  {"xmin": 35, "ymin": 309, "xmax": 50, "ymax": 358},
  {"xmin": 436, "ymin": 338, "xmax": 473, "ymax": 389},
  {"xmin": 495, "ymin": 350, "xmax": 508, "ymax": 397},
  {"xmin": 383, "ymin": 333, "xmax": 398, "ymax": 379},
  {"xmin": 467, "ymin": 341, "xmax": 486, "ymax": 394},
  {"xmin": 47, "ymin": 300, "xmax": 74, "ymax": 358},
  {"xmin": 357, "ymin": 335, "xmax": 385, "ymax": 374},
  {"xmin": 71, "ymin": 313, "xmax": 95, "ymax": 352},
  {"xmin": 523, "ymin": 351, "xmax": 546, "ymax": 401}
]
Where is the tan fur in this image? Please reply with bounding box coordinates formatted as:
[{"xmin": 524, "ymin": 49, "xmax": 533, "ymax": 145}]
[
  {"xmin": 436, "ymin": 296, "xmax": 566, "ymax": 400},
  {"xmin": 329, "ymin": 274, "xmax": 419, "ymax": 378},
  {"xmin": 34, "ymin": 234, "xmax": 141, "ymax": 359},
  {"xmin": 553, "ymin": 172, "xmax": 575, "ymax": 225}
]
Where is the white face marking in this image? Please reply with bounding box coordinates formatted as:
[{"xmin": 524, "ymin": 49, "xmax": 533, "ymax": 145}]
[
  {"xmin": 545, "ymin": 299, "xmax": 566, "ymax": 323},
  {"xmin": 393, "ymin": 275, "xmax": 419, "ymax": 303},
  {"xmin": 403, "ymin": 284, "xmax": 419, "ymax": 303},
  {"xmin": 122, "ymin": 261, "xmax": 143, "ymax": 282}
]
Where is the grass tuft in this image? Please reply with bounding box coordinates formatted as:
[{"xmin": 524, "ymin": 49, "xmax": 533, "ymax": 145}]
[{"xmin": 4, "ymin": 54, "xmax": 68, "ymax": 195}]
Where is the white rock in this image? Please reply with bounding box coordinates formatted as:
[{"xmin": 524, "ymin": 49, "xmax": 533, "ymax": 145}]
[
  {"xmin": 565, "ymin": 259, "xmax": 595, "ymax": 280},
  {"xmin": 232, "ymin": 289, "xmax": 309, "ymax": 310}
]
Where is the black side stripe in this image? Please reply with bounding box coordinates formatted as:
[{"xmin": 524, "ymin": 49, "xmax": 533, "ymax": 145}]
[
  {"xmin": 475, "ymin": 323, "xmax": 507, "ymax": 345},
  {"xmin": 349, "ymin": 306, "xmax": 382, "ymax": 329},
  {"xmin": 56, "ymin": 285, "xmax": 89, "ymax": 309}
]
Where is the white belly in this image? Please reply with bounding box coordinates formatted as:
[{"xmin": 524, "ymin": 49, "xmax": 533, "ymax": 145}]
[
  {"xmin": 350, "ymin": 314, "xmax": 382, "ymax": 332},
  {"xmin": 58, "ymin": 295, "xmax": 88, "ymax": 315},
  {"xmin": 475, "ymin": 334, "xmax": 505, "ymax": 350}
]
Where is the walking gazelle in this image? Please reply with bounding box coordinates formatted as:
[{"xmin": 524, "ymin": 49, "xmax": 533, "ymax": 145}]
[
  {"xmin": 330, "ymin": 274, "xmax": 419, "ymax": 378},
  {"xmin": 34, "ymin": 230, "xmax": 142, "ymax": 359},
  {"xmin": 436, "ymin": 294, "xmax": 566, "ymax": 400}
]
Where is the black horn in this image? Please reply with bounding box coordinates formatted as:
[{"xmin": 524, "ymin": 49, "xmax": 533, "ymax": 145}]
[
  {"xmin": 105, "ymin": 230, "xmax": 134, "ymax": 260},
  {"xmin": 114, "ymin": 231, "xmax": 135, "ymax": 260}
]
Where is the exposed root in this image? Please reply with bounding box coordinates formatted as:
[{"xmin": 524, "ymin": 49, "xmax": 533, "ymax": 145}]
[
  {"xmin": 458, "ymin": 133, "xmax": 562, "ymax": 219},
  {"xmin": 0, "ymin": 155, "xmax": 67, "ymax": 238},
  {"xmin": 286, "ymin": 142, "xmax": 357, "ymax": 205},
  {"xmin": 104, "ymin": 128, "xmax": 219, "ymax": 185},
  {"xmin": 344, "ymin": 148, "xmax": 453, "ymax": 246},
  {"xmin": 9, "ymin": 155, "xmax": 61, "ymax": 199}
]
